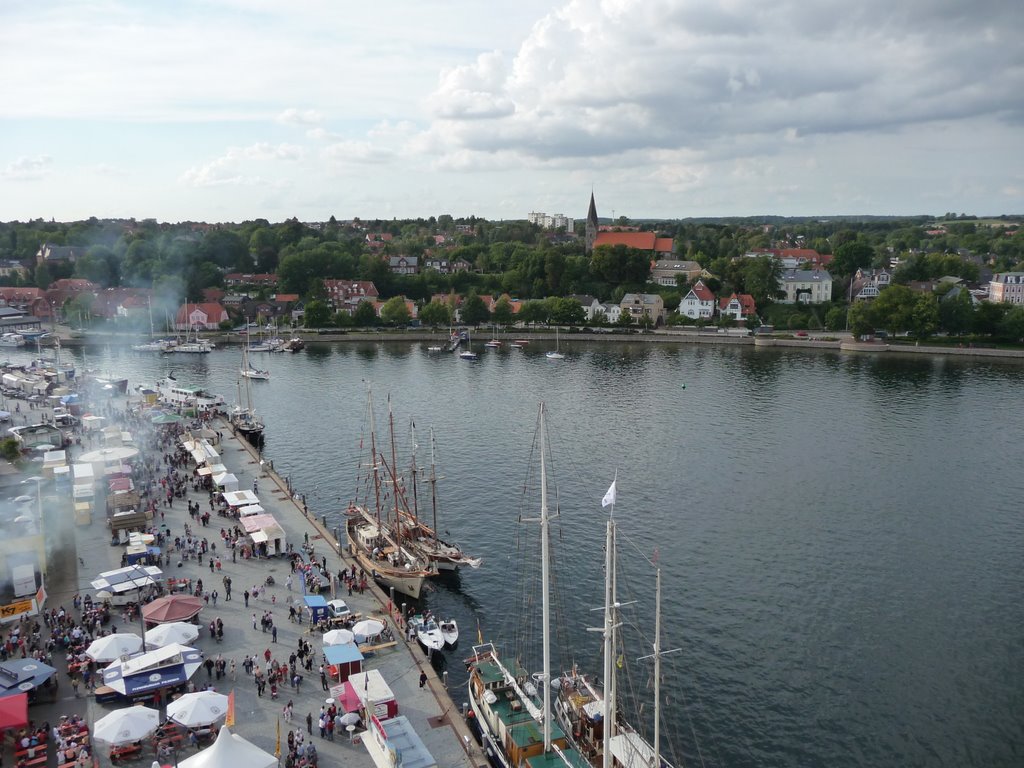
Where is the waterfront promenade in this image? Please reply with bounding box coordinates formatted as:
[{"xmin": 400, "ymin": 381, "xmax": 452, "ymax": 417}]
[{"xmin": 55, "ymin": 401, "xmax": 482, "ymax": 768}]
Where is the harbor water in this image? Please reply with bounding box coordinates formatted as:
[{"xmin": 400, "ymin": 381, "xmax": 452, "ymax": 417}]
[{"xmin": 23, "ymin": 340, "xmax": 1024, "ymax": 768}]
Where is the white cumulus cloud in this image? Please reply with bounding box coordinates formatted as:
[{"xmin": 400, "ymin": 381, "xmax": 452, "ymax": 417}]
[
  {"xmin": 180, "ymin": 143, "xmax": 303, "ymax": 187},
  {"xmin": 2, "ymin": 155, "xmax": 53, "ymax": 180}
]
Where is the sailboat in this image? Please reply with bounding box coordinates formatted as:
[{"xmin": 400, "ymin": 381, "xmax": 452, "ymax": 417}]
[
  {"xmin": 485, "ymin": 324, "xmax": 502, "ymax": 348},
  {"xmin": 231, "ymin": 349, "xmax": 265, "ymax": 443},
  {"xmin": 344, "ymin": 393, "xmax": 438, "ymax": 600},
  {"xmin": 393, "ymin": 428, "xmax": 482, "ymax": 571},
  {"xmin": 467, "ymin": 404, "xmax": 589, "ymax": 768},
  {"xmin": 546, "ymin": 327, "xmax": 565, "ymax": 360},
  {"xmin": 459, "ymin": 328, "xmax": 479, "ymax": 360},
  {"xmin": 240, "ymin": 330, "xmax": 270, "ymax": 379},
  {"xmin": 553, "ymin": 484, "xmax": 679, "ymax": 768},
  {"xmin": 172, "ymin": 323, "xmax": 213, "ymax": 353}
]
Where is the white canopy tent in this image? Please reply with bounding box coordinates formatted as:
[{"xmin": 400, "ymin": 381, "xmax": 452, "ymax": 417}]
[
  {"xmin": 222, "ymin": 490, "xmax": 260, "ymax": 508},
  {"xmin": 213, "ymin": 472, "xmax": 238, "ymax": 492},
  {"xmin": 177, "ymin": 726, "xmax": 276, "ymax": 768}
]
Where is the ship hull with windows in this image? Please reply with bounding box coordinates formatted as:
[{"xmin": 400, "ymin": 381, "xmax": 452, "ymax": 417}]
[{"xmin": 345, "ymin": 514, "xmax": 434, "ymax": 600}]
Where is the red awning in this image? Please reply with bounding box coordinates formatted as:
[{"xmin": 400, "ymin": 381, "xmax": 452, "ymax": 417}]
[{"xmin": 0, "ymin": 692, "xmax": 28, "ymax": 729}]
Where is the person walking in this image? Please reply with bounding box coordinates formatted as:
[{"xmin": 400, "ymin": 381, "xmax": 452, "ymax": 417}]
[
  {"xmin": 244, "ymin": 589, "xmax": 250, "ymax": 607},
  {"xmin": 320, "ymin": 665, "xmax": 328, "ymax": 691},
  {"xmin": 306, "ymin": 712, "xmax": 313, "ymax": 736},
  {"xmin": 419, "ymin": 671, "xmax": 428, "ymax": 688},
  {"xmin": 272, "ymin": 625, "xmax": 278, "ymax": 643}
]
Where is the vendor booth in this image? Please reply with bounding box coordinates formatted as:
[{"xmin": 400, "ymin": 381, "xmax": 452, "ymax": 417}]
[
  {"xmin": 304, "ymin": 595, "xmax": 328, "ymax": 625},
  {"xmin": 240, "ymin": 513, "xmax": 286, "ymax": 556},
  {"xmin": 342, "ymin": 670, "xmax": 398, "ymax": 720},
  {"xmin": 213, "ymin": 472, "xmax": 238, "ymax": 492},
  {"xmin": 362, "ymin": 715, "xmax": 436, "ymax": 768},
  {"xmin": 323, "ymin": 642, "xmax": 363, "ymax": 684}
]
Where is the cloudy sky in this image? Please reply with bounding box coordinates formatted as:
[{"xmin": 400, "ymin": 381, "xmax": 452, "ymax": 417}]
[{"xmin": 2, "ymin": 0, "xmax": 1022, "ymax": 223}]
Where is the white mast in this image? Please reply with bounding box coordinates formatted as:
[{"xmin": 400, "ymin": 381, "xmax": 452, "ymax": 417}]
[
  {"xmin": 602, "ymin": 516, "xmax": 615, "ymax": 768},
  {"xmin": 540, "ymin": 402, "xmax": 553, "ymax": 753},
  {"xmin": 653, "ymin": 566, "xmax": 662, "ymax": 766}
]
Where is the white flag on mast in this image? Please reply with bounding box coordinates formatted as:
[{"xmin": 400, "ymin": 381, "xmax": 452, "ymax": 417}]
[{"xmin": 601, "ymin": 480, "xmax": 617, "ymax": 508}]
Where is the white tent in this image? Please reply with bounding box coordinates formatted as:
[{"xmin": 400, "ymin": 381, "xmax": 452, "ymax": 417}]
[
  {"xmin": 213, "ymin": 472, "xmax": 238, "ymax": 492},
  {"xmin": 237, "ymin": 504, "xmax": 265, "ymax": 517},
  {"xmin": 177, "ymin": 726, "xmax": 276, "ymax": 768},
  {"xmin": 222, "ymin": 490, "xmax": 259, "ymax": 507}
]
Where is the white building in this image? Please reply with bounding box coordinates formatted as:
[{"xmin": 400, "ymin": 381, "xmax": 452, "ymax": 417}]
[
  {"xmin": 989, "ymin": 273, "xmax": 1024, "ymax": 305},
  {"xmin": 527, "ymin": 211, "xmax": 574, "ymax": 231},
  {"xmin": 679, "ymin": 280, "xmax": 716, "ymax": 319},
  {"xmin": 779, "ymin": 269, "xmax": 833, "ymax": 304}
]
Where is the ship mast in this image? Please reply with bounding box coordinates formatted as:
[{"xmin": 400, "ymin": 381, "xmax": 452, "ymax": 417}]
[
  {"xmin": 387, "ymin": 396, "xmax": 402, "ymax": 547},
  {"xmin": 368, "ymin": 392, "xmax": 383, "ymax": 527},
  {"xmin": 540, "ymin": 403, "xmax": 553, "ymax": 753},
  {"xmin": 429, "ymin": 429, "xmax": 439, "ymax": 558},
  {"xmin": 409, "ymin": 421, "xmax": 420, "ymax": 526}
]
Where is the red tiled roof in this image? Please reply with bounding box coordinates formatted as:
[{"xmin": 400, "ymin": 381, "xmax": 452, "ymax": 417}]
[
  {"xmin": 594, "ymin": 232, "xmax": 657, "ymax": 251},
  {"xmin": 719, "ymin": 293, "xmax": 756, "ymax": 314},
  {"xmin": 689, "ymin": 280, "xmax": 715, "ymax": 302},
  {"xmin": 654, "ymin": 238, "xmax": 674, "ymax": 254},
  {"xmin": 175, "ymin": 302, "xmax": 227, "ymax": 323}
]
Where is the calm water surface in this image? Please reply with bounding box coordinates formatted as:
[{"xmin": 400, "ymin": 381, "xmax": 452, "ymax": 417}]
[{"xmin": 39, "ymin": 340, "xmax": 1024, "ymax": 767}]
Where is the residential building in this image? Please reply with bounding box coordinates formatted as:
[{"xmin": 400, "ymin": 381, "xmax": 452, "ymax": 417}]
[
  {"xmin": 598, "ymin": 302, "xmax": 621, "ymax": 323},
  {"xmin": 323, "ymin": 280, "xmax": 379, "ymax": 314},
  {"xmin": 527, "ymin": 212, "xmax": 574, "ymax": 231},
  {"xmin": 373, "ymin": 297, "xmax": 418, "ymax": 320},
  {"xmin": 989, "ymin": 272, "xmax": 1024, "ymax": 304},
  {"xmin": 718, "ymin": 293, "xmax": 757, "ymax": 323},
  {"xmin": 0, "ymin": 261, "xmax": 28, "ymax": 280},
  {"xmin": 174, "ymin": 302, "xmax": 228, "ymax": 330},
  {"xmin": 650, "ymin": 260, "xmax": 701, "ymax": 286},
  {"xmin": 852, "ymin": 268, "xmax": 892, "ymax": 300},
  {"xmin": 35, "ymin": 243, "xmax": 83, "ymax": 266},
  {"xmin": 679, "ymin": 280, "xmax": 716, "ymax": 319},
  {"xmin": 620, "ymin": 293, "xmax": 665, "ymax": 326},
  {"xmin": 224, "ymin": 273, "xmax": 279, "ymax": 288},
  {"xmin": 780, "ymin": 269, "xmax": 833, "ymax": 304},
  {"xmin": 567, "ymin": 294, "xmax": 603, "ymax": 321},
  {"xmin": 388, "ymin": 255, "xmax": 419, "ymax": 275}
]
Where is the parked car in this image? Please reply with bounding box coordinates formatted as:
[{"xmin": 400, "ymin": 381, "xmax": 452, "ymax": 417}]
[{"xmin": 326, "ymin": 599, "xmax": 352, "ymax": 619}]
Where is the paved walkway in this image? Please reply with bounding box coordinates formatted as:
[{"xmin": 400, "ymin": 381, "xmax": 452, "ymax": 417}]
[{"xmin": 57, "ymin": 405, "xmax": 483, "ymax": 768}]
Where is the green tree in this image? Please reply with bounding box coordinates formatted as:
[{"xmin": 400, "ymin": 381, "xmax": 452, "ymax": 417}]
[
  {"xmin": 352, "ymin": 299, "xmax": 378, "ymax": 327},
  {"xmin": 872, "ymin": 285, "xmax": 916, "ymax": 334},
  {"xmin": 419, "ymin": 300, "xmax": 452, "ymax": 328},
  {"xmin": 999, "ymin": 306, "xmax": 1024, "ymax": 342},
  {"xmin": 743, "ymin": 256, "xmax": 783, "ymax": 308},
  {"xmin": 0, "ymin": 437, "xmax": 20, "ymax": 463},
  {"xmin": 847, "ymin": 301, "xmax": 875, "ymax": 338},
  {"xmin": 616, "ymin": 308, "xmax": 634, "ymax": 328},
  {"xmin": 303, "ymin": 299, "xmax": 330, "ymax": 328},
  {"xmin": 909, "ymin": 293, "xmax": 939, "ymax": 341},
  {"xmin": 35, "ymin": 262, "xmax": 52, "ymax": 290},
  {"xmin": 832, "ymin": 240, "xmax": 874, "ymax": 276},
  {"xmin": 825, "ymin": 306, "xmax": 847, "ymax": 331},
  {"xmin": 491, "ymin": 296, "xmax": 515, "ymax": 326},
  {"xmin": 971, "ymin": 302, "xmax": 1007, "ymax": 336},
  {"xmin": 517, "ymin": 300, "xmax": 548, "ymax": 326},
  {"xmin": 938, "ymin": 290, "xmax": 974, "ymax": 335},
  {"xmin": 461, "ymin": 293, "xmax": 490, "ymax": 326},
  {"xmin": 380, "ymin": 296, "xmax": 411, "ymax": 326}
]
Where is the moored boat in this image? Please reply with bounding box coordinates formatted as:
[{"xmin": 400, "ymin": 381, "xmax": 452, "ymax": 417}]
[
  {"xmin": 412, "ymin": 616, "xmax": 445, "ymax": 652},
  {"xmin": 467, "ymin": 403, "xmax": 590, "ymax": 768},
  {"xmin": 439, "ymin": 618, "xmax": 458, "ymax": 647}
]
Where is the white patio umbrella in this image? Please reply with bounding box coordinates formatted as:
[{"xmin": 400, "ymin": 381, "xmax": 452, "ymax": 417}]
[
  {"xmin": 339, "ymin": 712, "xmax": 361, "ymax": 726},
  {"xmin": 167, "ymin": 691, "xmax": 230, "ymax": 727},
  {"xmin": 352, "ymin": 619, "xmax": 385, "ymax": 639},
  {"xmin": 85, "ymin": 633, "xmax": 144, "ymax": 663},
  {"xmin": 322, "ymin": 629, "xmax": 354, "ymax": 646},
  {"xmin": 144, "ymin": 621, "xmax": 200, "ymax": 649},
  {"xmin": 94, "ymin": 706, "xmax": 160, "ymax": 745}
]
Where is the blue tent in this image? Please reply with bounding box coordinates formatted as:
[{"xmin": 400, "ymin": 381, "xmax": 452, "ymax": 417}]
[
  {"xmin": 0, "ymin": 659, "xmax": 57, "ymax": 698},
  {"xmin": 303, "ymin": 595, "xmax": 328, "ymax": 624}
]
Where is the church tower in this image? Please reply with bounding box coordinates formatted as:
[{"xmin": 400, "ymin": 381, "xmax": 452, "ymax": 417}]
[{"xmin": 585, "ymin": 192, "xmax": 598, "ymax": 253}]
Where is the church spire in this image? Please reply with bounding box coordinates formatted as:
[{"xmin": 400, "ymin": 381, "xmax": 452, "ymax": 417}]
[{"xmin": 585, "ymin": 191, "xmax": 598, "ymax": 253}]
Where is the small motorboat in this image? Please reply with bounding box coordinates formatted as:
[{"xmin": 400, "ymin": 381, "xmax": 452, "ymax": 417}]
[
  {"xmin": 439, "ymin": 618, "xmax": 459, "ymax": 647},
  {"xmin": 415, "ymin": 617, "xmax": 445, "ymax": 652}
]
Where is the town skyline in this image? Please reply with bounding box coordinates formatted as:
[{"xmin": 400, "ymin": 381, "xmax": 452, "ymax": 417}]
[{"xmin": 2, "ymin": 0, "xmax": 1022, "ymax": 223}]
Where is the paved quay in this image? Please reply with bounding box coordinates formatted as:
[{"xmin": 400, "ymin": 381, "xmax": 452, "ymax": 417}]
[{"xmin": 61, "ymin": 402, "xmax": 484, "ymax": 768}]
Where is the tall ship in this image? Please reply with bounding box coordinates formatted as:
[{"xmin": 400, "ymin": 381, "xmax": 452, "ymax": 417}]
[
  {"xmin": 552, "ymin": 483, "xmax": 679, "ymax": 767},
  {"xmin": 345, "ymin": 393, "xmax": 437, "ymax": 600},
  {"xmin": 231, "ymin": 350, "xmax": 265, "ymax": 443},
  {"xmin": 387, "ymin": 426, "xmax": 481, "ymax": 571},
  {"xmin": 467, "ymin": 404, "xmax": 589, "ymax": 768}
]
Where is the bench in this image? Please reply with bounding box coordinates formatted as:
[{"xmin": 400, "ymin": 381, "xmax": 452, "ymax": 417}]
[
  {"xmin": 109, "ymin": 742, "xmax": 143, "ymax": 762},
  {"xmin": 15, "ymin": 751, "xmax": 48, "ymax": 768},
  {"xmin": 358, "ymin": 640, "xmax": 397, "ymax": 655}
]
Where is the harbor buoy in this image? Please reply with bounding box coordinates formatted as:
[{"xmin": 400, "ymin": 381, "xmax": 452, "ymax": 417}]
[{"xmin": 680, "ymin": 383, "xmax": 686, "ymax": 389}]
